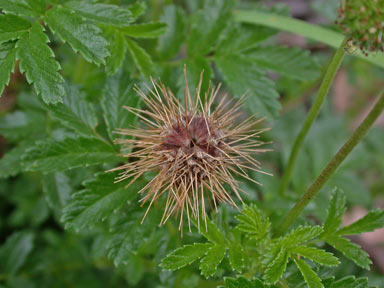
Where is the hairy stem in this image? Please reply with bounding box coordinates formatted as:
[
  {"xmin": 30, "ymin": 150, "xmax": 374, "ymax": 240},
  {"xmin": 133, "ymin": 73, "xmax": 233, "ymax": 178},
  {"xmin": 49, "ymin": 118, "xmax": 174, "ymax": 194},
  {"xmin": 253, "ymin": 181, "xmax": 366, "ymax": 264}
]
[
  {"xmin": 279, "ymin": 37, "xmax": 348, "ymax": 196},
  {"xmin": 275, "ymin": 91, "xmax": 384, "ymax": 236}
]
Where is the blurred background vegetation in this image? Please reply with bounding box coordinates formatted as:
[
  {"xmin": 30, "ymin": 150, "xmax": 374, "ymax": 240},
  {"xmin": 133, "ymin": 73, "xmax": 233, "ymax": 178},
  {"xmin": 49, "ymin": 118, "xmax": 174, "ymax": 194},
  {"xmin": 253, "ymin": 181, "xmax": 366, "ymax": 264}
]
[{"xmin": 0, "ymin": 0, "xmax": 383, "ymax": 287}]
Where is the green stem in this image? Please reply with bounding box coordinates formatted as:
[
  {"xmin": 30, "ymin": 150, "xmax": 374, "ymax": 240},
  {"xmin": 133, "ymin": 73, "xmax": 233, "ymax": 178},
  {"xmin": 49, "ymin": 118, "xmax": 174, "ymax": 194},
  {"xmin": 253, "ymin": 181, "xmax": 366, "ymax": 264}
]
[
  {"xmin": 275, "ymin": 91, "xmax": 384, "ymax": 236},
  {"xmin": 279, "ymin": 37, "xmax": 348, "ymax": 196}
]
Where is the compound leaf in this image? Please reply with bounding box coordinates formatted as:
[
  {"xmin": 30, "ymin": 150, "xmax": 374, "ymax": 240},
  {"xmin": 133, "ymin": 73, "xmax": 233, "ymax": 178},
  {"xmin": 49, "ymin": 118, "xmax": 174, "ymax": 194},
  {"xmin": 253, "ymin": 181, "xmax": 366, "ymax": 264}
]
[
  {"xmin": 337, "ymin": 209, "xmax": 384, "ymax": 236},
  {"xmin": 46, "ymin": 84, "xmax": 98, "ymax": 137},
  {"xmin": 160, "ymin": 243, "xmax": 212, "ymax": 271},
  {"xmin": 120, "ymin": 22, "xmax": 167, "ymax": 38},
  {"xmin": 22, "ymin": 137, "xmax": 119, "ymax": 174},
  {"xmin": 65, "ymin": 1, "xmax": 133, "ymax": 27},
  {"xmin": 62, "ymin": 172, "xmax": 139, "ymax": 231},
  {"xmin": 16, "ymin": 22, "xmax": 65, "ymax": 104},
  {"xmin": 0, "ymin": 42, "xmax": 17, "ymax": 96},
  {"xmin": 199, "ymin": 244, "xmax": 226, "ymax": 278},
  {"xmin": 293, "ymin": 258, "xmax": 324, "ymax": 288},
  {"xmin": 45, "ymin": 6, "xmax": 109, "ymax": 65}
]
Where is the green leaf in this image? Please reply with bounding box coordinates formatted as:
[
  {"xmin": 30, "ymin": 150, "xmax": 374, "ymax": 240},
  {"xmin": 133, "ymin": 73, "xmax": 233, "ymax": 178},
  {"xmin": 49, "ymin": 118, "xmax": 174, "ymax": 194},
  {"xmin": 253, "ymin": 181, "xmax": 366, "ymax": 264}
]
[
  {"xmin": 45, "ymin": 6, "xmax": 109, "ymax": 65},
  {"xmin": 0, "ymin": 42, "xmax": 16, "ymax": 96},
  {"xmin": 222, "ymin": 277, "xmax": 266, "ymax": 288},
  {"xmin": 101, "ymin": 71, "xmax": 141, "ymax": 140},
  {"xmin": 337, "ymin": 209, "xmax": 384, "ymax": 236},
  {"xmin": 290, "ymin": 246, "xmax": 340, "ymax": 266},
  {"xmin": 236, "ymin": 204, "xmax": 271, "ymax": 240},
  {"xmin": 120, "ymin": 22, "xmax": 167, "ymax": 38},
  {"xmin": 215, "ymin": 54, "xmax": 281, "ymax": 120},
  {"xmin": 127, "ymin": 2, "xmax": 146, "ymax": 20},
  {"xmin": 216, "ymin": 25, "xmax": 276, "ymax": 55},
  {"xmin": 0, "ymin": 231, "xmax": 34, "ymax": 275},
  {"xmin": 46, "ymin": 84, "xmax": 98, "ymax": 137},
  {"xmin": 42, "ymin": 172, "xmax": 72, "ymax": 218},
  {"xmin": 293, "ymin": 258, "xmax": 324, "ymax": 288},
  {"xmin": 0, "ymin": 0, "xmax": 40, "ymax": 17},
  {"xmin": 324, "ymin": 235, "xmax": 371, "ymax": 269},
  {"xmin": 228, "ymin": 243, "xmax": 245, "ymax": 273},
  {"xmin": 16, "ymin": 22, "xmax": 65, "ymax": 104},
  {"xmin": 234, "ymin": 10, "xmax": 384, "ymax": 69},
  {"xmin": 160, "ymin": 243, "xmax": 212, "ymax": 271},
  {"xmin": 323, "ymin": 188, "xmax": 346, "ymax": 236},
  {"xmin": 282, "ymin": 225, "xmax": 323, "ymax": 247},
  {"xmin": 126, "ymin": 38, "xmax": 154, "ymax": 77},
  {"xmin": 0, "ymin": 14, "xmax": 31, "ymax": 43},
  {"xmin": 263, "ymin": 248, "xmax": 289, "ymax": 284},
  {"xmin": 158, "ymin": 5, "xmax": 186, "ymax": 59},
  {"xmin": 187, "ymin": 0, "xmax": 233, "ymax": 56},
  {"xmin": 62, "ymin": 172, "xmax": 139, "ymax": 231},
  {"xmin": 105, "ymin": 30, "xmax": 127, "ymax": 75},
  {"xmin": 0, "ymin": 110, "xmax": 45, "ymax": 142},
  {"xmin": 330, "ymin": 276, "xmax": 369, "ymax": 288},
  {"xmin": 0, "ymin": 142, "xmax": 30, "ymax": 178},
  {"xmin": 65, "ymin": 1, "xmax": 133, "ymax": 27},
  {"xmin": 194, "ymin": 217, "xmax": 225, "ymax": 245},
  {"xmin": 246, "ymin": 46, "xmax": 320, "ymax": 82},
  {"xmin": 199, "ymin": 244, "xmax": 226, "ymax": 278},
  {"xmin": 22, "ymin": 137, "xmax": 118, "ymax": 174}
]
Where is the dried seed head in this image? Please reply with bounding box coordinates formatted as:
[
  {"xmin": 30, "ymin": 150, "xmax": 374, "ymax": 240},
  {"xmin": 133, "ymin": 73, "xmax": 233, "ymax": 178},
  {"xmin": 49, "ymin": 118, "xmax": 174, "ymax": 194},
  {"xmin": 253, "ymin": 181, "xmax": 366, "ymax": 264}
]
[
  {"xmin": 109, "ymin": 68, "xmax": 269, "ymax": 234},
  {"xmin": 336, "ymin": 0, "xmax": 384, "ymax": 55}
]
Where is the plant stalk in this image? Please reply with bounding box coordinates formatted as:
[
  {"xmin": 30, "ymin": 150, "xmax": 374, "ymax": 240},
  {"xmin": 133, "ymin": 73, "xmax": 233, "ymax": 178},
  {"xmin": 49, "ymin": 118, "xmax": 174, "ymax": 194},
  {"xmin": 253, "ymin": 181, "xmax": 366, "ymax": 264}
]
[
  {"xmin": 279, "ymin": 37, "xmax": 348, "ymax": 196},
  {"xmin": 275, "ymin": 91, "xmax": 384, "ymax": 236}
]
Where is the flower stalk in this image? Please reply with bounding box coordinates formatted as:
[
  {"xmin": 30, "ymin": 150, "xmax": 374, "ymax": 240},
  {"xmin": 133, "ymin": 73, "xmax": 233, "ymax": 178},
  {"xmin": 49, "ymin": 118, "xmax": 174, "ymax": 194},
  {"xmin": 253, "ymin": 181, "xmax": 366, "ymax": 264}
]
[
  {"xmin": 276, "ymin": 90, "xmax": 384, "ymax": 236},
  {"xmin": 279, "ymin": 37, "xmax": 349, "ymax": 196}
]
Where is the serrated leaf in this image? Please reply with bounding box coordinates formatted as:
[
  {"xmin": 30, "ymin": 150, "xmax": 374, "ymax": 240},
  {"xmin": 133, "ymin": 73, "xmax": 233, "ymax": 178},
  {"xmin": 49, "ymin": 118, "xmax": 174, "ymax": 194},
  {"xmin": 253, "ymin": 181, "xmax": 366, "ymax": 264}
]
[
  {"xmin": 290, "ymin": 246, "xmax": 340, "ymax": 266},
  {"xmin": 101, "ymin": 71, "xmax": 141, "ymax": 140},
  {"xmin": 42, "ymin": 172, "xmax": 72, "ymax": 218},
  {"xmin": 46, "ymin": 84, "xmax": 98, "ymax": 137},
  {"xmin": 0, "ymin": 0, "xmax": 40, "ymax": 17},
  {"xmin": 105, "ymin": 30, "xmax": 127, "ymax": 75},
  {"xmin": 323, "ymin": 188, "xmax": 346, "ymax": 236},
  {"xmin": 193, "ymin": 217, "xmax": 225, "ymax": 245},
  {"xmin": 158, "ymin": 5, "xmax": 186, "ymax": 59},
  {"xmin": 45, "ymin": 6, "xmax": 109, "ymax": 65},
  {"xmin": 22, "ymin": 137, "xmax": 118, "ymax": 174},
  {"xmin": 222, "ymin": 276, "xmax": 265, "ymax": 288},
  {"xmin": 187, "ymin": 0, "xmax": 233, "ymax": 56},
  {"xmin": 0, "ymin": 141, "xmax": 30, "ymax": 178},
  {"xmin": 127, "ymin": 2, "xmax": 146, "ymax": 20},
  {"xmin": 65, "ymin": 1, "xmax": 133, "ymax": 27},
  {"xmin": 107, "ymin": 210, "xmax": 160, "ymax": 266},
  {"xmin": 126, "ymin": 38, "xmax": 154, "ymax": 77},
  {"xmin": 0, "ymin": 231, "xmax": 34, "ymax": 275},
  {"xmin": 293, "ymin": 258, "xmax": 324, "ymax": 288},
  {"xmin": 282, "ymin": 225, "xmax": 323, "ymax": 247},
  {"xmin": 120, "ymin": 22, "xmax": 167, "ymax": 38},
  {"xmin": 337, "ymin": 209, "xmax": 384, "ymax": 236},
  {"xmin": 236, "ymin": 204, "xmax": 271, "ymax": 240},
  {"xmin": 324, "ymin": 235, "xmax": 371, "ymax": 269},
  {"xmin": 246, "ymin": 46, "xmax": 320, "ymax": 82},
  {"xmin": 0, "ymin": 14, "xmax": 31, "ymax": 43},
  {"xmin": 215, "ymin": 54, "xmax": 281, "ymax": 120},
  {"xmin": 0, "ymin": 110, "xmax": 45, "ymax": 142},
  {"xmin": 0, "ymin": 42, "xmax": 16, "ymax": 96},
  {"xmin": 228, "ymin": 243, "xmax": 245, "ymax": 273},
  {"xmin": 160, "ymin": 242, "xmax": 212, "ymax": 271},
  {"xmin": 199, "ymin": 244, "xmax": 226, "ymax": 278},
  {"xmin": 330, "ymin": 276, "xmax": 369, "ymax": 288},
  {"xmin": 263, "ymin": 248, "xmax": 289, "ymax": 284},
  {"xmin": 216, "ymin": 25, "xmax": 276, "ymax": 55},
  {"xmin": 16, "ymin": 22, "xmax": 65, "ymax": 104},
  {"xmin": 62, "ymin": 172, "xmax": 139, "ymax": 230}
]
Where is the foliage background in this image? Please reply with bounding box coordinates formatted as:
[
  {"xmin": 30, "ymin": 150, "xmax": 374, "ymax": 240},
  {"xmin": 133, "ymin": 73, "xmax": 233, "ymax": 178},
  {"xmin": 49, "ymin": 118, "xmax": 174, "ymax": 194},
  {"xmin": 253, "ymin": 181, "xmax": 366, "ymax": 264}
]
[{"xmin": 0, "ymin": 0, "xmax": 383, "ymax": 287}]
